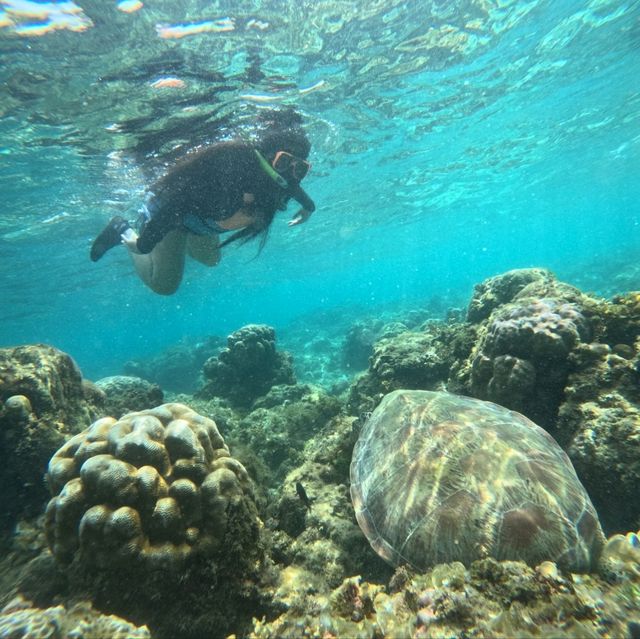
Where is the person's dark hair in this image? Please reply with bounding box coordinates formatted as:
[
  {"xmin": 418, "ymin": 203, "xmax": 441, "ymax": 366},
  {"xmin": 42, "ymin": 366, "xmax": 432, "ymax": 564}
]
[
  {"xmin": 256, "ymin": 107, "xmax": 311, "ymax": 160},
  {"xmin": 220, "ymin": 108, "xmax": 311, "ymax": 252}
]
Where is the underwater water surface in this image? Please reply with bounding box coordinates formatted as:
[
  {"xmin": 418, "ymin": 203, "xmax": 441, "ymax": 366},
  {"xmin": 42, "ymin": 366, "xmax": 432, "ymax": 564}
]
[{"xmin": 0, "ymin": 0, "xmax": 638, "ymax": 374}]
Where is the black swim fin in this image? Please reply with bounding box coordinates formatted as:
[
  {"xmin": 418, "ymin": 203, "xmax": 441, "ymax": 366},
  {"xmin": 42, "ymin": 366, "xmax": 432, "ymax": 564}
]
[{"xmin": 90, "ymin": 216, "xmax": 130, "ymax": 262}]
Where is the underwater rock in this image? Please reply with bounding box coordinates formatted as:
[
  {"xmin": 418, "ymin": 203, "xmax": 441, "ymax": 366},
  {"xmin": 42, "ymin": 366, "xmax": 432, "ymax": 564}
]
[
  {"xmin": 249, "ymin": 552, "xmax": 640, "ymax": 639},
  {"xmin": 94, "ymin": 374, "xmax": 163, "ymax": 418},
  {"xmin": 351, "ymin": 390, "xmax": 605, "ymax": 573},
  {"xmin": 123, "ymin": 335, "xmax": 223, "ymax": 393},
  {"xmin": 341, "ymin": 318, "xmax": 411, "ymax": 372},
  {"xmin": 556, "ymin": 339, "xmax": 640, "ymax": 533},
  {"xmin": 342, "ymin": 320, "xmax": 381, "ymax": 371},
  {"xmin": 44, "ymin": 403, "xmax": 263, "ymax": 638},
  {"xmin": 0, "ymin": 595, "xmax": 150, "ymax": 638},
  {"xmin": 470, "ymin": 296, "xmax": 591, "ymax": 427},
  {"xmin": 457, "ymin": 270, "xmax": 595, "ymax": 430},
  {"xmin": 235, "ymin": 384, "xmax": 343, "ymax": 485},
  {"xmin": 198, "ymin": 324, "xmax": 296, "ymax": 408},
  {"xmin": 0, "ymin": 344, "xmax": 103, "ymax": 537},
  {"xmin": 0, "ymin": 344, "xmax": 101, "ymax": 430},
  {"xmin": 346, "ymin": 322, "xmax": 473, "ymax": 418},
  {"xmin": 466, "ymin": 267, "xmax": 558, "ymax": 323},
  {"xmin": 266, "ymin": 413, "xmax": 391, "ymax": 588}
]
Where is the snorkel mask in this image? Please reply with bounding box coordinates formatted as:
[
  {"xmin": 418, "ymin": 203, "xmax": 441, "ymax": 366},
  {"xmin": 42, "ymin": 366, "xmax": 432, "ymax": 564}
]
[
  {"xmin": 272, "ymin": 151, "xmax": 311, "ymax": 182},
  {"xmin": 254, "ymin": 149, "xmax": 316, "ymax": 213}
]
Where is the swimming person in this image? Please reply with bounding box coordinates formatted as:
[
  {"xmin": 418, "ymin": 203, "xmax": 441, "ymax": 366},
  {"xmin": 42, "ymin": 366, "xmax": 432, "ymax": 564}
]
[{"xmin": 90, "ymin": 109, "xmax": 316, "ymax": 295}]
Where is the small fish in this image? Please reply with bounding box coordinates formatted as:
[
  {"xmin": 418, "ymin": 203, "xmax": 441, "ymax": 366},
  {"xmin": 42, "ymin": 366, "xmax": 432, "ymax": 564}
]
[{"xmin": 296, "ymin": 481, "xmax": 312, "ymax": 510}]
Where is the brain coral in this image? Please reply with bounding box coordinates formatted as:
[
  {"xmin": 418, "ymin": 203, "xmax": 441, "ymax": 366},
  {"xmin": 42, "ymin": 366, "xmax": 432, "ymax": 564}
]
[
  {"xmin": 483, "ymin": 299, "xmax": 590, "ymax": 361},
  {"xmin": 45, "ymin": 403, "xmax": 259, "ymax": 571}
]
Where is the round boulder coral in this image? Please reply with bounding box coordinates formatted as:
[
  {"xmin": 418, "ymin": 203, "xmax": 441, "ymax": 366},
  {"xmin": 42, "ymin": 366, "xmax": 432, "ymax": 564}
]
[
  {"xmin": 44, "ymin": 403, "xmax": 259, "ymax": 572},
  {"xmin": 470, "ymin": 298, "xmax": 591, "ymax": 428},
  {"xmin": 199, "ymin": 324, "xmax": 295, "ymax": 408}
]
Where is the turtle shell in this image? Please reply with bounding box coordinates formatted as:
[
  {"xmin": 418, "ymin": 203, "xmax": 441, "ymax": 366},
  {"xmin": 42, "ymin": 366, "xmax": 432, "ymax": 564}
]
[{"xmin": 350, "ymin": 390, "xmax": 604, "ymax": 572}]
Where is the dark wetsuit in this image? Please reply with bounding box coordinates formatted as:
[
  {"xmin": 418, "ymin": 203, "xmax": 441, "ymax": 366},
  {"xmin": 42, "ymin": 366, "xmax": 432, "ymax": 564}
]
[{"xmin": 136, "ymin": 140, "xmax": 307, "ymax": 254}]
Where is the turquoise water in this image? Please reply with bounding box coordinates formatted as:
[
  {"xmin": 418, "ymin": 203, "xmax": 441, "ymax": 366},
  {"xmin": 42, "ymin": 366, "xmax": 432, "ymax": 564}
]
[{"xmin": 0, "ymin": 0, "xmax": 638, "ymax": 380}]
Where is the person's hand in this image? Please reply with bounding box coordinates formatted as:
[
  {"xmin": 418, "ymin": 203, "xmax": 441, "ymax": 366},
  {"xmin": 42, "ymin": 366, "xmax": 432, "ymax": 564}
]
[{"xmin": 288, "ymin": 208, "xmax": 312, "ymax": 227}]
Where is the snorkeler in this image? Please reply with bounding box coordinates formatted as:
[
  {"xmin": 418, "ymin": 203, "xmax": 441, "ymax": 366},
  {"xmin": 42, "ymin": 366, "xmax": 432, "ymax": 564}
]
[{"xmin": 90, "ymin": 109, "xmax": 316, "ymax": 295}]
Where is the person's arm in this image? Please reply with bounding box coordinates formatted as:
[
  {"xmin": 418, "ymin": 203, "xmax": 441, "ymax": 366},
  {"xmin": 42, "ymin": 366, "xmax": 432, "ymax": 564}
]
[{"xmin": 287, "ymin": 184, "xmax": 316, "ymax": 226}]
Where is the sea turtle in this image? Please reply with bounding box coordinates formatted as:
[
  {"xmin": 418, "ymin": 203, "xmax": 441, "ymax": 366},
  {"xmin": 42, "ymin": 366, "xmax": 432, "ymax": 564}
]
[{"xmin": 350, "ymin": 390, "xmax": 605, "ymax": 573}]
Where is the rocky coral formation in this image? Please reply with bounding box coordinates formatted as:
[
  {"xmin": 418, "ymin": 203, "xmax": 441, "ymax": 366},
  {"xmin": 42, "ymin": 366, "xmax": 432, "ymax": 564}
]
[
  {"xmin": 94, "ymin": 375, "xmax": 163, "ymax": 419},
  {"xmin": 123, "ymin": 336, "xmax": 222, "ymax": 393},
  {"xmin": 0, "ymin": 595, "xmax": 150, "ymax": 638},
  {"xmin": 266, "ymin": 412, "xmax": 391, "ymax": 590},
  {"xmin": 250, "ymin": 551, "xmax": 640, "ymax": 639},
  {"xmin": 44, "ymin": 403, "xmax": 263, "ymax": 638},
  {"xmin": 466, "ymin": 267, "xmax": 559, "ymax": 323},
  {"xmin": 0, "ymin": 345, "xmax": 101, "ymax": 431},
  {"xmin": 454, "ymin": 267, "xmax": 593, "ymax": 430},
  {"xmin": 0, "ymin": 345, "xmax": 103, "ymax": 537},
  {"xmin": 341, "ymin": 319, "xmax": 411, "ymax": 372},
  {"xmin": 469, "ymin": 297, "xmax": 591, "ymax": 427},
  {"xmin": 347, "ymin": 322, "xmax": 474, "ymax": 417},
  {"xmin": 198, "ymin": 324, "xmax": 295, "ymax": 408},
  {"xmin": 234, "ymin": 384, "xmax": 343, "ymax": 485},
  {"xmin": 555, "ymin": 344, "xmax": 640, "ymax": 532}
]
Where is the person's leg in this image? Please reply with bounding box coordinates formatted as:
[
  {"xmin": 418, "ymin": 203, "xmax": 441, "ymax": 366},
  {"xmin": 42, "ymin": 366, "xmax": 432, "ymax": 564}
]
[
  {"xmin": 186, "ymin": 233, "xmax": 220, "ymax": 266},
  {"xmin": 128, "ymin": 229, "xmax": 187, "ymax": 295}
]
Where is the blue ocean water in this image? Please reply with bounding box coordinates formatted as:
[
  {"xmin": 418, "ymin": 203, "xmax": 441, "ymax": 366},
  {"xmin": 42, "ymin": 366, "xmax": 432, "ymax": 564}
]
[{"xmin": 0, "ymin": 0, "xmax": 638, "ymax": 380}]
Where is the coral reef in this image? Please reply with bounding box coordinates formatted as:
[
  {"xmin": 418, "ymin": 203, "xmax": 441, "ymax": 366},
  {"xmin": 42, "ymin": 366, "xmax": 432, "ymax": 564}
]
[
  {"xmin": 94, "ymin": 375, "xmax": 163, "ymax": 419},
  {"xmin": 198, "ymin": 324, "xmax": 295, "ymax": 408},
  {"xmin": 469, "ymin": 297, "xmax": 591, "ymax": 427},
  {"xmin": 234, "ymin": 384, "xmax": 343, "ymax": 484},
  {"xmin": 466, "ymin": 267, "xmax": 558, "ymax": 323},
  {"xmin": 3, "ymin": 270, "xmax": 640, "ymax": 637},
  {"xmin": 556, "ymin": 341, "xmax": 640, "ymax": 533},
  {"xmin": 0, "ymin": 344, "xmax": 101, "ymax": 432},
  {"xmin": 44, "ymin": 403, "xmax": 263, "ymax": 638},
  {"xmin": 266, "ymin": 412, "xmax": 391, "ymax": 589},
  {"xmin": 0, "ymin": 595, "xmax": 150, "ymax": 638},
  {"xmin": 249, "ymin": 553, "xmax": 640, "ymax": 639},
  {"xmin": 347, "ymin": 322, "xmax": 475, "ymax": 417},
  {"xmin": 341, "ymin": 319, "xmax": 413, "ymax": 372},
  {"xmin": 123, "ymin": 336, "xmax": 222, "ymax": 393},
  {"xmin": 0, "ymin": 345, "xmax": 102, "ymax": 537}
]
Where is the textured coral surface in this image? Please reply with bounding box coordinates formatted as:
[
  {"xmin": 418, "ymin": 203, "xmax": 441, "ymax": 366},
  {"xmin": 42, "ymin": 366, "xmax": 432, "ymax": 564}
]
[
  {"xmin": 45, "ymin": 403, "xmax": 258, "ymax": 569},
  {"xmin": 0, "ymin": 345, "xmax": 102, "ymax": 535},
  {"xmin": 199, "ymin": 324, "xmax": 295, "ymax": 408},
  {"xmin": 0, "ymin": 596, "xmax": 150, "ymax": 639},
  {"xmin": 94, "ymin": 375, "xmax": 163, "ymax": 419}
]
